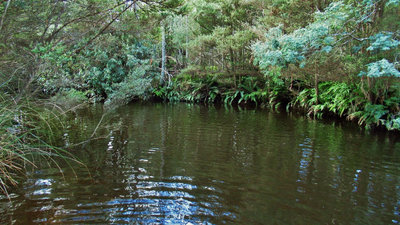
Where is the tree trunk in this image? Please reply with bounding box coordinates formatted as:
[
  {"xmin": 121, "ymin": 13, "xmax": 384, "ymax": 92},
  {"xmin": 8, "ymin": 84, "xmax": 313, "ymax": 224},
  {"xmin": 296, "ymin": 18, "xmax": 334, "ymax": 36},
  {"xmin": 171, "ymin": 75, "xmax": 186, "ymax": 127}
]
[
  {"xmin": 290, "ymin": 74, "xmax": 293, "ymax": 91},
  {"xmin": 367, "ymin": 76, "xmax": 375, "ymax": 103},
  {"xmin": 230, "ymin": 47, "xmax": 236, "ymax": 88},
  {"xmin": 160, "ymin": 22, "xmax": 166, "ymax": 86},
  {"xmin": 185, "ymin": 16, "xmax": 189, "ymax": 67},
  {"xmin": 314, "ymin": 72, "xmax": 319, "ymax": 105}
]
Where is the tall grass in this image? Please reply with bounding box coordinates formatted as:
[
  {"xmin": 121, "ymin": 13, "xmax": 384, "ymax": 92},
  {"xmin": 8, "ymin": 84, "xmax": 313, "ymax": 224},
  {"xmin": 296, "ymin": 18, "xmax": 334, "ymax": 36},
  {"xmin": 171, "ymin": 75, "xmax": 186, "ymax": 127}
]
[{"xmin": 0, "ymin": 94, "xmax": 81, "ymax": 198}]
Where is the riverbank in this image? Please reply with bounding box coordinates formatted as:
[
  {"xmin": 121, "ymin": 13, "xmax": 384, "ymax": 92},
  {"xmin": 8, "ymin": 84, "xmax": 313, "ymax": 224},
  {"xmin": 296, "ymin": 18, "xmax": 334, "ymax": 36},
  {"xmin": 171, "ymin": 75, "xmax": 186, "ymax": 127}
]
[
  {"xmin": 0, "ymin": 89, "xmax": 397, "ymax": 198},
  {"xmin": 149, "ymin": 73, "xmax": 400, "ymax": 132}
]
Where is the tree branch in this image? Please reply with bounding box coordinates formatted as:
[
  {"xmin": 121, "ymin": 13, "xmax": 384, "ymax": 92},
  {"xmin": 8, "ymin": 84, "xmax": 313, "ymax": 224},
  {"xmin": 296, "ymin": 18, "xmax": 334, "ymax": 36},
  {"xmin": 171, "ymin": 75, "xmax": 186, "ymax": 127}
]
[
  {"xmin": 75, "ymin": 0, "xmax": 137, "ymax": 54},
  {"xmin": 46, "ymin": 1, "xmax": 126, "ymax": 42},
  {"xmin": 0, "ymin": 0, "xmax": 12, "ymax": 32}
]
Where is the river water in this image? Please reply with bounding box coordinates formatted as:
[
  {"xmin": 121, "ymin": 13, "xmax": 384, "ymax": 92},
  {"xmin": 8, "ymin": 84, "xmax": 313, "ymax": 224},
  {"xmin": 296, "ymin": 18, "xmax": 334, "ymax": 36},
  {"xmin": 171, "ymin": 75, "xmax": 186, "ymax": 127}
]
[{"xmin": 1, "ymin": 103, "xmax": 400, "ymax": 224}]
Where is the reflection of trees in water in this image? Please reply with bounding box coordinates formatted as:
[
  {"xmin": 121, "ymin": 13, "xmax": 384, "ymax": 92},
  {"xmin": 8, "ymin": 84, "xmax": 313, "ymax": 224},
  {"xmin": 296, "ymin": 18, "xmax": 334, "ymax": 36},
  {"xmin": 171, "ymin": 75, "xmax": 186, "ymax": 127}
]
[
  {"xmin": 291, "ymin": 120, "xmax": 400, "ymax": 224},
  {"xmin": 68, "ymin": 105, "xmax": 400, "ymax": 224},
  {"xmin": 4, "ymin": 103, "xmax": 400, "ymax": 224}
]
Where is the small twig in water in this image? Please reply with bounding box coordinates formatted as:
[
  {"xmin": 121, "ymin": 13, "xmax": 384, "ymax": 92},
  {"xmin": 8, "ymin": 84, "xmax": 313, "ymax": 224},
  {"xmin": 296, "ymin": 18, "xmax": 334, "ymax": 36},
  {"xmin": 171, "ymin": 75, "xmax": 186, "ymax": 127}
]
[{"xmin": 91, "ymin": 114, "xmax": 105, "ymax": 139}]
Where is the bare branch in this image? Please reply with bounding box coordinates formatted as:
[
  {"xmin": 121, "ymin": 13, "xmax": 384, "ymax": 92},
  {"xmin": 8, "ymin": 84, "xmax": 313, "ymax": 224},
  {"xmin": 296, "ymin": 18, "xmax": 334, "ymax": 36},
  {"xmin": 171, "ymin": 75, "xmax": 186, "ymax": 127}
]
[
  {"xmin": 75, "ymin": 0, "xmax": 137, "ymax": 54},
  {"xmin": 46, "ymin": 1, "xmax": 126, "ymax": 42},
  {"xmin": 0, "ymin": 0, "xmax": 12, "ymax": 31}
]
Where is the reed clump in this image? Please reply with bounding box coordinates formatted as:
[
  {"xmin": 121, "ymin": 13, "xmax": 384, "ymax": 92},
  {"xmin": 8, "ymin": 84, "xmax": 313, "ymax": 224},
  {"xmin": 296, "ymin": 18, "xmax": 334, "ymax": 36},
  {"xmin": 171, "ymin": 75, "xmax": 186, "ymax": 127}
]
[{"xmin": 0, "ymin": 94, "xmax": 80, "ymax": 197}]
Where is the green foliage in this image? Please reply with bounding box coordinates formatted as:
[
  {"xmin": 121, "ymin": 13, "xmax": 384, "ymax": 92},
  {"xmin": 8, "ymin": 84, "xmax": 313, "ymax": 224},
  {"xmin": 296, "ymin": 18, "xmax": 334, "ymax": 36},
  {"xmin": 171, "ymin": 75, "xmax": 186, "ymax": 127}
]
[
  {"xmin": 168, "ymin": 0, "xmax": 261, "ymax": 75},
  {"xmin": 36, "ymin": 38, "xmax": 159, "ymax": 104},
  {"xmin": 306, "ymin": 82, "xmax": 363, "ymax": 118},
  {"xmin": 367, "ymin": 32, "xmax": 400, "ymax": 52},
  {"xmin": 223, "ymin": 90, "xmax": 240, "ymax": 104},
  {"xmin": 34, "ymin": 43, "xmax": 75, "ymax": 93},
  {"xmin": 50, "ymin": 89, "xmax": 91, "ymax": 107},
  {"xmin": 105, "ymin": 65, "xmax": 154, "ymax": 106},
  {"xmin": 252, "ymin": 2, "xmax": 349, "ymax": 70},
  {"xmin": 236, "ymin": 77, "xmax": 267, "ymax": 105},
  {"xmin": 352, "ymin": 104, "xmax": 389, "ymax": 129},
  {"xmin": 250, "ymin": 0, "xmax": 400, "ymax": 130},
  {"xmin": 358, "ymin": 59, "xmax": 400, "ymax": 78},
  {"xmin": 291, "ymin": 81, "xmax": 360, "ymax": 118},
  {"xmin": 63, "ymin": 89, "xmax": 89, "ymax": 102},
  {"xmin": 386, "ymin": 0, "xmax": 400, "ymax": 6},
  {"xmin": 83, "ymin": 40, "xmax": 158, "ymax": 100},
  {"xmin": 152, "ymin": 73, "xmax": 217, "ymax": 103},
  {"xmin": 253, "ymin": 1, "xmax": 399, "ymax": 79},
  {"xmin": 319, "ymin": 82, "xmax": 362, "ymax": 116},
  {"xmin": 207, "ymin": 86, "xmax": 220, "ymax": 103},
  {"xmin": 384, "ymin": 115, "xmax": 400, "ymax": 130}
]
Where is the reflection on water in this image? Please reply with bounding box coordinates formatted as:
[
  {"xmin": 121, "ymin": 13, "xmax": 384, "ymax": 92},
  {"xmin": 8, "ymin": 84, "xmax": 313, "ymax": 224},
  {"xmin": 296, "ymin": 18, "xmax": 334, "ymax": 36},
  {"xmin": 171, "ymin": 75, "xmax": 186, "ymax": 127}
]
[{"xmin": 1, "ymin": 103, "xmax": 400, "ymax": 224}]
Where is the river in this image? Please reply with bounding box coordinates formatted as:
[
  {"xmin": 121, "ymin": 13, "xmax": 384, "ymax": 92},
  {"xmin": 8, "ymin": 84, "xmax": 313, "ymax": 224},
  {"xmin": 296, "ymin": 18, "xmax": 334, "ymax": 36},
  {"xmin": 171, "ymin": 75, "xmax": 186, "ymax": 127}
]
[{"xmin": 1, "ymin": 103, "xmax": 399, "ymax": 224}]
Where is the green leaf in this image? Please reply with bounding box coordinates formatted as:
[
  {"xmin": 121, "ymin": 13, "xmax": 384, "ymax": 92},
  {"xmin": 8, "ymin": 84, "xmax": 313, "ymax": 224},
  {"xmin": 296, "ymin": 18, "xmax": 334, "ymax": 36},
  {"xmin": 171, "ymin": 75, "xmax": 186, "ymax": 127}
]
[{"xmin": 359, "ymin": 59, "xmax": 400, "ymax": 78}]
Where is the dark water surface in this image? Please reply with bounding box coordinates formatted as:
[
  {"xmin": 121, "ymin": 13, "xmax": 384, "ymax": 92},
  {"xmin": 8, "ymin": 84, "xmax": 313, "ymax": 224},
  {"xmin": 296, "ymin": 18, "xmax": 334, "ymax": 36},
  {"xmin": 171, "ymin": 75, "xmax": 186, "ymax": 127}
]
[{"xmin": 1, "ymin": 103, "xmax": 400, "ymax": 224}]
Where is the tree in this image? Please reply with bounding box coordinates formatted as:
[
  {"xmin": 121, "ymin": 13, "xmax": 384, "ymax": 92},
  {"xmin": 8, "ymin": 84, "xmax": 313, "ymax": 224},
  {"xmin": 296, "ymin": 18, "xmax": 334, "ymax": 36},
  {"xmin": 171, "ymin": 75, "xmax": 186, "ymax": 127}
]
[{"xmin": 253, "ymin": 0, "xmax": 400, "ymax": 104}]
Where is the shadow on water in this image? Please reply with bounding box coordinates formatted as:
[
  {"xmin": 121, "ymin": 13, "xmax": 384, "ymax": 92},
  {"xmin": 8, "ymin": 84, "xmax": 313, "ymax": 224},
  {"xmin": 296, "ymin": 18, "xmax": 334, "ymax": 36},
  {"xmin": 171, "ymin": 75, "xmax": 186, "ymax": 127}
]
[{"xmin": 1, "ymin": 103, "xmax": 400, "ymax": 224}]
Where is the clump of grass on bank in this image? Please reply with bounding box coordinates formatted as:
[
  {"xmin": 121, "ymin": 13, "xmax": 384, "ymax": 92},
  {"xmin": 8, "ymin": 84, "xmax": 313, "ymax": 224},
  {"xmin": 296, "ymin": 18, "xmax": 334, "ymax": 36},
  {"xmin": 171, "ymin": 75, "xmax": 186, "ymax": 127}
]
[
  {"xmin": 50, "ymin": 89, "xmax": 93, "ymax": 106},
  {"xmin": 0, "ymin": 94, "xmax": 80, "ymax": 197}
]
